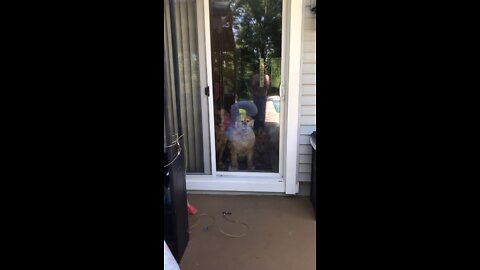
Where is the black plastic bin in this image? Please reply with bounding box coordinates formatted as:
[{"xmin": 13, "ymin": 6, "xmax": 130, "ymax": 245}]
[{"xmin": 310, "ymin": 132, "xmax": 316, "ymax": 218}]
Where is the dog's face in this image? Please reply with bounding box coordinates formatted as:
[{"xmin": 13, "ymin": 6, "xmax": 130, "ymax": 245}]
[
  {"xmin": 234, "ymin": 116, "xmax": 254, "ymax": 130},
  {"xmin": 215, "ymin": 108, "xmax": 229, "ymax": 129},
  {"xmin": 241, "ymin": 116, "xmax": 254, "ymax": 129}
]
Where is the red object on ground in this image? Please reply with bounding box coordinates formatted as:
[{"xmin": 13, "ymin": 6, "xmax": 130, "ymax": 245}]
[{"xmin": 187, "ymin": 202, "xmax": 197, "ymax": 215}]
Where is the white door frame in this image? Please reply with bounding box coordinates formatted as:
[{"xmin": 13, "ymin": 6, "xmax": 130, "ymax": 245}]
[
  {"xmin": 196, "ymin": 0, "xmax": 212, "ymax": 175},
  {"xmin": 185, "ymin": 0, "xmax": 303, "ymax": 194},
  {"xmin": 284, "ymin": 0, "xmax": 303, "ymax": 194}
]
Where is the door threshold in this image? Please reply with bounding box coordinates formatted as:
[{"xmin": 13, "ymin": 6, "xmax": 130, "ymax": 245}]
[
  {"xmin": 186, "ymin": 175, "xmax": 285, "ymax": 193},
  {"xmin": 187, "ymin": 191, "xmax": 286, "ymax": 196}
]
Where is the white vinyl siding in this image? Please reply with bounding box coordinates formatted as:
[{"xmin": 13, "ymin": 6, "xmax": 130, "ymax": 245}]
[{"xmin": 297, "ymin": 0, "xmax": 316, "ymax": 186}]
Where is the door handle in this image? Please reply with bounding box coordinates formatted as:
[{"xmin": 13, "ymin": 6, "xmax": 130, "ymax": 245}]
[{"xmin": 279, "ymin": 82, "xmax": 285, "ymax": 99}]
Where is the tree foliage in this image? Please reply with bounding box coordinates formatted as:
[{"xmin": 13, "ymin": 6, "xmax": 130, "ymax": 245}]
[{"xmin": 228, "ymin": 0, "xmax": 282, "ymax": 97}]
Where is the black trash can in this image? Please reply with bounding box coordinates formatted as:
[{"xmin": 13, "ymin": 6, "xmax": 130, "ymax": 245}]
[{"xmin": 310, "ymin": 132, "xmax": 316, "ymax": 218}]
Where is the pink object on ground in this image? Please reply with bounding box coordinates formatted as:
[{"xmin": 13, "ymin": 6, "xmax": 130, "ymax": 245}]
[{"xmin": 187, "ymin": 202, "xmax": 197, "ymax": 215}]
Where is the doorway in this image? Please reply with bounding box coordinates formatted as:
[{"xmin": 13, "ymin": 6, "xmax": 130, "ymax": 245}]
[{"xmin": 165, "ymin": 0, "xmax": 292, "ymax": 193}]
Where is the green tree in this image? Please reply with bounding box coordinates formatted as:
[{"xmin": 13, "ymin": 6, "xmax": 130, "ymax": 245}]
[{"xmin": 227, "ymin": 0, "xmax": 282, "ymax": 96}]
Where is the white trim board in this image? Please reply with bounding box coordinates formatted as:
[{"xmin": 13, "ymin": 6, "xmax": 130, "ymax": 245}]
[
  {"xmin": 186, "ymin": 175, "xmax": 285, "ymax": 193},
  {"xmin": 284, "ymin": 0, "xmax": 304, "ymax": 194}
]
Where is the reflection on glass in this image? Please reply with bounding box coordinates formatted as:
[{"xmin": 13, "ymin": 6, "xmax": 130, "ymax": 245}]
[
  {"xmin": 165, "ymin": 0, "xmax": 205, "ymax": 173},
  {"xmin": 210, "ymin": 0, "xmax": 282, "ymax": 172}
]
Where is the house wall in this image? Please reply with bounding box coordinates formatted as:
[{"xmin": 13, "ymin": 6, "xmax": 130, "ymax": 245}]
[{"xmin": 297, "ymin": 0, "xmax": 316, "ymax": 195}]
